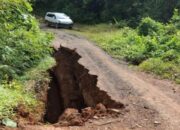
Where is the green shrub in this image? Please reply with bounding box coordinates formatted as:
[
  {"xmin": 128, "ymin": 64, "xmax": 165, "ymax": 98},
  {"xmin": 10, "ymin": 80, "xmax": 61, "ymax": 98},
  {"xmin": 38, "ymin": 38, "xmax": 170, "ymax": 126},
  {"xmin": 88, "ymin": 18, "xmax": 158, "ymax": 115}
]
[
  {"xmin": 162, "ymin": 49, "xmax": 179, "ymax": 62},
  {"xmin": 164, "ymin": 34, "xmax": 180, "ymax": 51},
  {"xmin": 20, "ymin": 56, "xmax": 55, "ymax": 82},
  {"xmin": 0, "ymin": 0, "xmax": 54, "ymax": 120},
  {"xmin": 124, "ymin": 45, "xmax": 146, "ymax": 65},
  {"xmin": 138, "ymin": 17, "xmax": 164, "ymax": 36},
  {"xmin": 0, "ymin": 0, "xmax": 53, "ymax": 82},
  {"xmin": 171, "ymin": 9, "xmax": 180, "ymax": 29},
  {"xmin": 123, "ymin": 35, "xmax": 147, "ymax": 64}
]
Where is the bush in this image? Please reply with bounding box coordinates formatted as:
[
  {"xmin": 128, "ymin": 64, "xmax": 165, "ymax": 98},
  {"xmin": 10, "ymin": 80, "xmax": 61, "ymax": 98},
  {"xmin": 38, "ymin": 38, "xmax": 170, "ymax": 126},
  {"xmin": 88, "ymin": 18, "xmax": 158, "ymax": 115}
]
[
  {"xmin": 171, "ymin": 9, "xmax": 180, "ymax": 29},
  {"xmin": 0, "ymin": 0, "xmax": 53, "ymax": 82},
  {"xmin": 123, "ymin": 35, "xmax": 147, "ymax": 64},
  {"xmin": 138, "ymin": 17, "xmax": 164, "ymax": 36},
  {"xmin": 162, "ymin": 49, "xmax": 179, "ymax": 62}
]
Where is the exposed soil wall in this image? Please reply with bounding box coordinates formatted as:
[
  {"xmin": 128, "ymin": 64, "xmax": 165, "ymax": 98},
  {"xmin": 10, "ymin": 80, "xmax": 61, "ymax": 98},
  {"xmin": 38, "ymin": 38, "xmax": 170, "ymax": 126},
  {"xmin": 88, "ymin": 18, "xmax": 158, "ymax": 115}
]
[
  {"xmin": 44, "ymin": 71, "xmax": 64, "ymax": 123},
  {"xmin": 44, "ymin": 47, "xmax": 124, "ymax": 123}
]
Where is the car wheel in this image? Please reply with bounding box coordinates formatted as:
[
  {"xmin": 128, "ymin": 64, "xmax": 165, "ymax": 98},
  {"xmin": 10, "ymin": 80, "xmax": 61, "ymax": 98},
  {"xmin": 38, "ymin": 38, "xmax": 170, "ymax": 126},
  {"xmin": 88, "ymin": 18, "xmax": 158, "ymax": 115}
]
[
  {"xmin": 47, "ymin": 22, "xmax": 51, "ymax": 27},
  {"xmin": 68, "ymin": 26, "xmax": 73, "ymax": 29}
]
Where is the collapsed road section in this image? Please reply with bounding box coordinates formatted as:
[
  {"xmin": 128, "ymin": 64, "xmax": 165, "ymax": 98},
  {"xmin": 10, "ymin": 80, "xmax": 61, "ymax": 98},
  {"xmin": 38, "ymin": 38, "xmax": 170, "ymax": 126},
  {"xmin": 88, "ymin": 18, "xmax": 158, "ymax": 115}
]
[{"xmin": 44, "ymin": 46, "xmax": 124, "ymax": 124}]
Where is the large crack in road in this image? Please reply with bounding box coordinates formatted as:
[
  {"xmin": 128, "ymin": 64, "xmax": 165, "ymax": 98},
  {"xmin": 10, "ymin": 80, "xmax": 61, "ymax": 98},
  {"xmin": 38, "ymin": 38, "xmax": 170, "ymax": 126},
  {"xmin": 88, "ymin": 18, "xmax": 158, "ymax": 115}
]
[{"xmin": 44, "ymin": 47, "xmax": 124, "ymax": 124}]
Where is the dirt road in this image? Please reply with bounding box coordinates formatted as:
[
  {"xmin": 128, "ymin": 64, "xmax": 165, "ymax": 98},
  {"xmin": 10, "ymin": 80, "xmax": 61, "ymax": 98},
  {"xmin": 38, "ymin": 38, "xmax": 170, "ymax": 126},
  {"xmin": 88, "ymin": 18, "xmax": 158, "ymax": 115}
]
[{"xmin": 22, "ymin": 28, "xmax": 180, "ymax": 130}]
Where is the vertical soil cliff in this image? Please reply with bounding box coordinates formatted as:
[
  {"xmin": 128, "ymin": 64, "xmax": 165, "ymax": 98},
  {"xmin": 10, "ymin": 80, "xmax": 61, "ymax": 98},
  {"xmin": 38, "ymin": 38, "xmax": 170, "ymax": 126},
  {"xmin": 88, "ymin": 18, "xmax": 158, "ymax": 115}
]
[{"xmin": 44, "ymin": 47, "xmax": 124, "ymax": 123}]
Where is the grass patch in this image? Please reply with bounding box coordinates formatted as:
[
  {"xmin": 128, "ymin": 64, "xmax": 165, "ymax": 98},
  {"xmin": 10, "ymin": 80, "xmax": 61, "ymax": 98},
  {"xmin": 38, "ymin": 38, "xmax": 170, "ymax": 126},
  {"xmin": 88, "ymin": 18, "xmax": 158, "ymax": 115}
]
[
  {"xmin": 140, "ymin": 58, "xmax": 180, "ymax": 83},
  {"xmin": 0, "ymin": 81, "xmax": 37, "ymax": 119}
]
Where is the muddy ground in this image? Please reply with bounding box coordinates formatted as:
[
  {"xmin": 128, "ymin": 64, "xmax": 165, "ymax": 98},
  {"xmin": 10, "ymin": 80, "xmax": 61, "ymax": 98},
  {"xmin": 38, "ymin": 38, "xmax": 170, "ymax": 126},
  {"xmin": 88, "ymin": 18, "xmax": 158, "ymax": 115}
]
[{"xmin": 2, "ymin": 27, "xmax": 180, "ymax": 130}]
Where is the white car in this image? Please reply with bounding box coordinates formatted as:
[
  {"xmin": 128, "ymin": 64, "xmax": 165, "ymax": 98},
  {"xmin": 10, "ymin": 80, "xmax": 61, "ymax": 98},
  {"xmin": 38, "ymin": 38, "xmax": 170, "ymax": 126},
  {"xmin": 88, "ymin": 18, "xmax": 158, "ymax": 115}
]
[{"xmin": 45, "ymin": 12, "xmax": 73, "ymax": 28}]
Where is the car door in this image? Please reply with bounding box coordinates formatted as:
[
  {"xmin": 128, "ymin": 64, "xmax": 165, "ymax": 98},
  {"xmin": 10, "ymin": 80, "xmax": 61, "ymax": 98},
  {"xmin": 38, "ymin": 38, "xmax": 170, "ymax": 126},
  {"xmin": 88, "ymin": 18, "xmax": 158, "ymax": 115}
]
[{"xmin": 51, "ymin": 15, "xmax": 57, "ymax": 23}]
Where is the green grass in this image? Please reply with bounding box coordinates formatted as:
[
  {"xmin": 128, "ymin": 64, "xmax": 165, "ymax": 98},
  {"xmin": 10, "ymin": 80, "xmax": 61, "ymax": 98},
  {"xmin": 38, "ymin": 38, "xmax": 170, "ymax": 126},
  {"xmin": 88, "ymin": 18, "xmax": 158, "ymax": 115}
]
[{"xmin": 0, "ymin": 82, "xmax": 37, "ymax": 119}]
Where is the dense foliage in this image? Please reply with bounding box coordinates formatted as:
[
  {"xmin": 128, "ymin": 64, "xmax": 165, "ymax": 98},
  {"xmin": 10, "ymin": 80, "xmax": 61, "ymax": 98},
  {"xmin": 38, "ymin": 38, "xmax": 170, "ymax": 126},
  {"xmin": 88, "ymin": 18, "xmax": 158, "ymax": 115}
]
[
  {"xmin": 0, "ymin": 0, "xmax": 53, "ymax": 119},
  {"xmin": 0, "ymin": 0, "xmax": 53, "ymax": 82},
  {"xmin": 73, "ymin": 10, "xmax": 180, "ymax": 83},
  {"xmin": 34, "ymin": 0, "xmax": 180, "ymax": 26}
]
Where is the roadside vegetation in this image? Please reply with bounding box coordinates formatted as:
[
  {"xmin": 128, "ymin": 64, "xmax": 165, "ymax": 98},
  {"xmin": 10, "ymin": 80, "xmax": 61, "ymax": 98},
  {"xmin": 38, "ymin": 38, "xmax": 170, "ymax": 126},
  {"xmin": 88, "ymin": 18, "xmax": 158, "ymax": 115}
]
[
  {"xmin": 0, "ymin": 0, "xmax": 54, "ymax": 121},
  {"xmin": 72, "ymin": 10, "xmax": 180, "ymax": 84}
]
